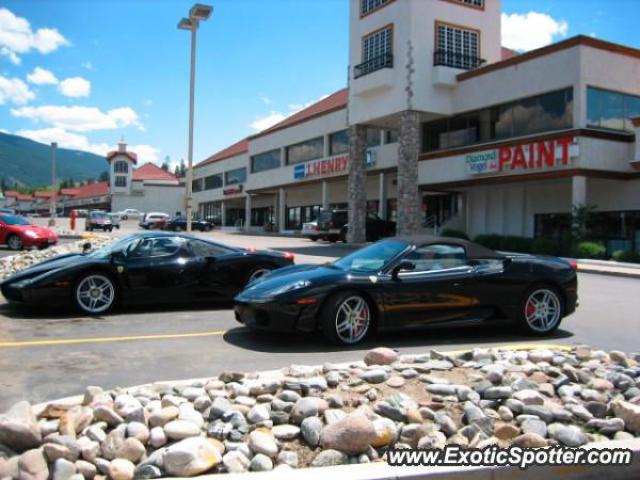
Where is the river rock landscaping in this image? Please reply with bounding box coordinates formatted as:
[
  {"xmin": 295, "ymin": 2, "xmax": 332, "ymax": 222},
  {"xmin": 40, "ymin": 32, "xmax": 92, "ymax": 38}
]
[
  {"xmin": 1, "ymin": 346, "xmax": 639, "ymax": 478},
  {"xmin": 0, "ymin": 236, "xmax": 110, "ymax": 281}
]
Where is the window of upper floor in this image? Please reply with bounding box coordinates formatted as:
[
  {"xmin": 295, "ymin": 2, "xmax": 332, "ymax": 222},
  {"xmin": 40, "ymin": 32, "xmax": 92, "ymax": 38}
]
[
  {"xmin": 422, "ymin": 87, "xmax": 574, "ymax": 152},
  {"xmin": 330, "ymin": 130, "xmax": 350, "ymax": 156},
  {"xmin": 225, "ymin": 167, "xmax": 247, "ymax": 186},
  {"xmin": 192, "ymin": 178, "xmax": 203, "ymax": 192},
  {"xmin": 434, "ymin": 21, "xmax": 484, "ymax": 70},
  {"xmin": 360, "ymin": 0, "xmax": 394, "ymax": 17},
  {"xmin": 251, "ymin": 149, "xmax": 281, "ymax": 173},
  {"xmin": 204, "ymin": 173, "xmax": 223, "ymax": 190},
  {"xmin": 286, "ymin": 137, "xmax": 324, "ymax": 165},
  {"xmin": 114, "ymin": 161, "xmax": 128, "ymax": 173},
  {"xmin": 114, "ymin": 175, "xmax": 127, "ymax": 187},
  {"xmin": 587, "ymin": 86, "xmax": 640, "ymax": 132},
  {"xmin": 442, "ymin": 0, "xmax": 484, "ymax": 10},
  {"xmin": 355, "ymin": 24, "xmax": 393, "ymax": 78}
]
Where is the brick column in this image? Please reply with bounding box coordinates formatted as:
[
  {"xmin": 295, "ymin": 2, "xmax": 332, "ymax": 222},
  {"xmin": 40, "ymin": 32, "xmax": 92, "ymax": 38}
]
[
  {"xmin": 348, "ymin": 124, "xmax": 367, "ymax": 243},
  {"xmin": 397, "ymin": 110, "xmax": 422, "ymax": 235}
]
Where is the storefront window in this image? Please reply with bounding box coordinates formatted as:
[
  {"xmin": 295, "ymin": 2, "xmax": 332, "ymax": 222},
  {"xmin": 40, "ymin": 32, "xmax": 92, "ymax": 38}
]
[
  {"xmin": 330, "ymin": 130, "xmax": 349, "ymax": 155},
  {"xmin": 192, "ymin": 178, "xmax": 203, "ymax": 193},
  {"xmin": 204, "ymin": 174, "xmax": 223, "ymax": 190},
  {"xmin": 199, "ymin": 202, "xmax": 222, "ymax": 225},
  {"xmin": 286, "ymin": 137, "xmax": 324, "ymax": 165},
  {"xmin": 251, "ymin": 149, "xmax": 281, "ymax": 173},
  {"xmin": 224, "ymin": 167, "xmax": 247, "ymax": 185},
  {"xmin": 422, "ymin": 87, "xmax": 573, "ymax": 152},
  {"xmin": 286, "ymin": 205, "xmax": 322, "ymax": 230},
  {"xmin": 251, "ymin": 207, "xmax": 274, "ymax": 227},
  {"xmin": 225, "ymin": 208, "xmax": 245, "ymax": 227},
  {"xmin": 587, "ymin": 87, "xmax": 640, "ymax": 131}
]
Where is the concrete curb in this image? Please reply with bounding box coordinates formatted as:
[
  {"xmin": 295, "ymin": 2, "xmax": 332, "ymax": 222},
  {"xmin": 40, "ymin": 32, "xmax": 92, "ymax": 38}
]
[
  {"xmin": 576, "ymin": 265, "xmax": 640, "ymax": 279},
  {"xmin": 28, "ymin": 343, "xmax": 640, "ymax": 479}
]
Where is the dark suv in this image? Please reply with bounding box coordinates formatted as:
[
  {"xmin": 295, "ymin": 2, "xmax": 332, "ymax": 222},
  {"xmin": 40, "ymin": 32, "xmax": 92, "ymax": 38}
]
[{"xmin": 317, "ymin": 209, "xmax": 395, "ymax": 242}]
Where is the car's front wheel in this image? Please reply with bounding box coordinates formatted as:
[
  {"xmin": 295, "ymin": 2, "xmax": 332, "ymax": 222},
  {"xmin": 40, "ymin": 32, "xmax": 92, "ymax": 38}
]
[
  {"xmin": 246, "ymin": 265, "xmax": 273, "ymax": 284},
  {"xmin": 74, "ymin": 273, "xmax": 117, "ymax": 315},
  {"xmin": 520, "ymin": 286, "xmax": 563, "ymax": 335},
  {"xmin": 321, "ymin": 291, "xmax": 372, "ymax": 345},
  {"xmin": 7, "ymin": 234, "xmax": 23, "ymax": 250}
]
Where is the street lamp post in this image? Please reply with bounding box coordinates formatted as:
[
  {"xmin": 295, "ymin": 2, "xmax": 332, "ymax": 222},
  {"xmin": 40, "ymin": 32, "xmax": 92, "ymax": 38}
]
[
  {"xmin": 49, "ymin": 142, "xmax": 57, "ymax": 227},
  {"xmin": 178, "ymin": 3, "xmax": 213, "ymax": 233}
]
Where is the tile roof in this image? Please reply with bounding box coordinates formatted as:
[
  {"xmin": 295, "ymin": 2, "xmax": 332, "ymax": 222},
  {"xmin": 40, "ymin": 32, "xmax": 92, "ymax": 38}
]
[
  {"xmin": 16, "ymin": 194, "xmax": 33, "ymax": 201},
  {"xmin": 132, "ymin": 163, "xmax": 179, "ymax": 181},
  {"xmin": 60, "ymin": 188, "xmax": 80, "ymax": 196},
  {"xmin": 196, "ymin": 138, "xmax": 249, "ymax": 168},
  {"xmin": 249, "ymin": 88, "xmax": 348, "ymax": 139},
  {"xmin": 34, "ymin": 191, "xmax": 57, "ymax": 199},
  {"xmin": 107, "ymin": 150, "xmax": 138, "ymax": 164},
  {"xmin": 71, "ymin": 182, "xmax": 109, "ymax": 199},
  {"xmin": 4, "ymin": 191, "xmax": 19, "ymax": 198}
]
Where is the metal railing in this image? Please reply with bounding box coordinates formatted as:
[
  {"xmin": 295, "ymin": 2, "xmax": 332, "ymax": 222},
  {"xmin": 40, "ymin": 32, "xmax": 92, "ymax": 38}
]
[
  {"xmin": 433, "ymin": 49, "xmax": 486, "ymax": 70},
  {"xmin": 354, "ymin": 53, "xmax": 393, "ymax": 79}
]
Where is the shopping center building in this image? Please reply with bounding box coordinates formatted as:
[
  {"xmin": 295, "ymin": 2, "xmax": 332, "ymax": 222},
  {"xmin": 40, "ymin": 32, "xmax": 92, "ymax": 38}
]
[{"xmin": 193, "ymin": 0, "xmax": 640, "ymax": 253}]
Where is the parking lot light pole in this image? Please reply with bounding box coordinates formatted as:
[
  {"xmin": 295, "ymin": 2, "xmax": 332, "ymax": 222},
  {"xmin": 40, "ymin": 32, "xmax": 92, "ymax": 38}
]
[
  {"xmin": 178, "ymin": 3, "xmax": 213, "ymax": 233},
  {"xmin": 49, "ymin": 142, "xmax": 57, "ymax": 227}
]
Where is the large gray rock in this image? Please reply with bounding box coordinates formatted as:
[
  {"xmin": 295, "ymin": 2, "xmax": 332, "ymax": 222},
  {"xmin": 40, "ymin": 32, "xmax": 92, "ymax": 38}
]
[
  {"xmin": 611, "ymin": 400, "xmax": 640, "ymax": 434},
  {"xmin": 222, "ymin": 450, "xmax": 249, "ymax": 473},
  {"xmin": 311, "ymin": 449, "xmax": 348, "ymax": 467},
  {"xmin": 364, "ymin": 347, "xmax": 398, "ymax": 366},
  {"xmin": 52, "ymin": 458, "xmax": 76, "ymax": 480},
  {"xmin": 17, "ymin": 448, "xmax": 48, "ymax": 480},
  {"xmin": 301, "ymin": 416, "xmax": 323, "ymax": 448},
  {"xmin": 0, "ymin": 401, "xmax": 42, "ymax": 452},
  {"xmin": 289, "ymin": 397, "xmax": 328, "ymax": 425},
  {"xmin": 108, "ymin": 459, "xmax": 135, "ymax": 480},
  {"xmin": 249, "ymin": 453, "xmax": 273, "ymax": 472},
  {"xmin": 320, "ymin": 414, "xmax": 376, "ymax": 455},
  {"xmin": 164, "ymin": 420, "xmax": 201, "ymax": 440},
  {"xmin": 162, "ymin": 437, "xmax": 222, "ymax": 477},
  {"xmin": 248, "ymin": 430, "xmax": 278, "ymax": 458},
  {"xmin": 549, "ymin": 424, "xmax": 589, "ymax": 447}
]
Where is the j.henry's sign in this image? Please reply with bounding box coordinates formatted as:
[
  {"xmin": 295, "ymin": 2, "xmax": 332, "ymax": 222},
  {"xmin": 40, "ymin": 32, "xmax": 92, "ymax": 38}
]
[
  {"xmin": 294, "ymin": 154, "xmax": 349, "ymax": 180},
  {"xmin": 465, "ymin": 137, "xmax": 578, "ymax": 176}
]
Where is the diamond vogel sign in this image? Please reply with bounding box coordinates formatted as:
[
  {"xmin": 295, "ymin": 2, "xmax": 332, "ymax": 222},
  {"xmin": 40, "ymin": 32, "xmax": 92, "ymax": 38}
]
[{"xmin": 465, "ymin": 137, "xmax": 578, "ymax": 175}]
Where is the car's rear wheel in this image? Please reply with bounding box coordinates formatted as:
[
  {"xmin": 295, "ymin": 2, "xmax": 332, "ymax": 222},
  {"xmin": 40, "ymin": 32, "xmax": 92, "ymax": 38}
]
[
  {"xmin": 247, "ymin": 266, "xmax": 273, "ymax": 284},
  {"xmin": 174, "ymin": 225, "xmax": 183, "ymax": 232},
  {"xmin": 74, "ymin": 273, "xmax": 117, "ymax": 315},
  {"xmin": 520, "ymin": 286, "xmax": 563, "ymax": 335},
  {"xmin": 203, "ymin": 224, "xmax": 212, "ymax": 232},
  {"xmin": 7, "ymin": 234, "xmax": 23, "ymax": 250},
  {"xmin": 321, "ymin": 291, "xmax": 372, "ymax": 345}
]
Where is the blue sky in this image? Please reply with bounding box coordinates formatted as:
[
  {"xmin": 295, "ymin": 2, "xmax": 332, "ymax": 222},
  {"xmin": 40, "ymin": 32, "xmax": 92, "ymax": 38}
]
[{"xmin": 0, "ymin": 0, "xmax": 638, "ymax": 170}]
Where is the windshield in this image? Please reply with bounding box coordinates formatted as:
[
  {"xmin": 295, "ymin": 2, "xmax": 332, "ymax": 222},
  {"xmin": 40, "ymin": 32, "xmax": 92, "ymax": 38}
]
[
  {"xmin": 88, "ymin": 235, "xmax": 139, "ymax": 259},
  {"xmin": 332, "ymin": 239, "xmax": 409, "ymax": 273},
  {"xmin": 0, "ymin": 215, "xmax": 31, "ymax": 226},
  {"xmin": 91, "ymin": 212, "xmax": 109, "ymax": 218}
]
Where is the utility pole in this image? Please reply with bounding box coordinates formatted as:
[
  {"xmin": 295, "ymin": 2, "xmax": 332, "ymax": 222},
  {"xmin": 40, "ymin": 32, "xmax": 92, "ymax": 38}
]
[{"xmin": 49, "ymin": 142, "xmax": 57, "ymax": 226}]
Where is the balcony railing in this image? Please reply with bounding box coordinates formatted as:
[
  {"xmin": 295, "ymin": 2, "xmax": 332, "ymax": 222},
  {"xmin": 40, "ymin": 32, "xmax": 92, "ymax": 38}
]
[
  {"xmin": 433, "ymin": 49, "xmax": 486, "ymax": 70},
  {"xmin": 354, "ymin": 53, "xmax": 393, "ymax": 79}
]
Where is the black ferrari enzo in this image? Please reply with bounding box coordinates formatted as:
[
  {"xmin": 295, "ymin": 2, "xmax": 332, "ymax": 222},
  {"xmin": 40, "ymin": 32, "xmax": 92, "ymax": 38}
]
[
  {"xmin": 1, "ymin": 233, "xmax": 294, "ymax": 315},
  {"xmin": 234, "ymin": 235, "xmax": 578, "ymax": 345}
]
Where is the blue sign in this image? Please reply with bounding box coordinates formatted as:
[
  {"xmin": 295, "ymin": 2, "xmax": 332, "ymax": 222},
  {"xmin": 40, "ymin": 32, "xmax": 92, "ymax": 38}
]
[{"xmin": 294, "ymin": 164, "xmax": 305, "ymax": 179}]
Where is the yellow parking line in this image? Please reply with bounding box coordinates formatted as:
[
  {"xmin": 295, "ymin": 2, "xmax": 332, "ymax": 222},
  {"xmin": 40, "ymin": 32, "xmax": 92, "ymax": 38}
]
[{"xmin": 0, "ymin": 330, "xmax": 227, "ymax": 348}]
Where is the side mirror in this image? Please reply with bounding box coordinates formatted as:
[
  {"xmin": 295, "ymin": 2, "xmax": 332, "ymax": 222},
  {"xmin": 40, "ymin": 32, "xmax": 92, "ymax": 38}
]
[
  {"xmin": 82, "ymin": 242, "xmax": 92, "ymax": 254},
  {"xmin": 392, "ymin": 260, "xmax": 416, "ymax": 280},
  {"xmin": 111, "ymin": 250, "xmax": 125, "ymax": 261}
]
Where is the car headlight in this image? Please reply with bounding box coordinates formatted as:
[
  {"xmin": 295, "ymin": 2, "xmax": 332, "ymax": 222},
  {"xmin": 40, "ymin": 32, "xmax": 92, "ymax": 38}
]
[
  {"xmin": 269, "ymin": 279, "xmax": 312, "ymax": 296},
  {"xmin": 25, "ymin": 230, "xmax": 38, "ymax": 238}
]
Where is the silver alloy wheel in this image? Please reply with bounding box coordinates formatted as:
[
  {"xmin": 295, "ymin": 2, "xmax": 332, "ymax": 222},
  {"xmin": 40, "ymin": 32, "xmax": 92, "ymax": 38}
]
[
  {"xmin": 335, "ymin": 295, "xmax": 370, "ymax": 344},
  {"xmin": 524, "ymin": 288, "xmax": 561, "ymax": 333},
  {"xmin": 7, "ymin": 235, "xmax": 22, "ymax": 250},
  {"xmin": 76, "ymin": 274, "xmax": 115, "ymax": 314},
  {"xmin": 248, "ymin": 268, "xmax": 272, "ymax": 283}
]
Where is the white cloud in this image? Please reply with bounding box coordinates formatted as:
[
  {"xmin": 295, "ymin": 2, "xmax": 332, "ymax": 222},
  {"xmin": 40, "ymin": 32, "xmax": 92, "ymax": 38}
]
[
  {"xmin": 0, "ymin": 8, "xmax": 69, "ymax": 64},
  {"xmin": 258, "ymin": 92, "xmax": 272, "ymax": 105},
  {"xmin": 58, "ymin": 76, "xmax": 91, "ymax": 97},
  {"xmin": 11, "ymin": 104, "xmax": 144, "ymax": 132},
  {"xmin": 249, "ymin": 112, "xmax": 287, "ymax": 131},
  {"xmin": 0, "ymin": 74, "xmax": 35, "ymax": 104},
  {"xmin": 26, "ymin": 66, "xmax": 58, "ymax": 85},
  {"xmin": 248, "ymin": 93, "xmax": 330, "ymax": 132},
  {"xmin": 15, "ymin": 127, "xmax": 160, "ymax": 163},
  {"xmin": 82, "ymin": 61, "xmax": 93, "ymax": 70},
  {"xmin": 501, "ymin": 12, "xmax": 568, "ymax": 52}
]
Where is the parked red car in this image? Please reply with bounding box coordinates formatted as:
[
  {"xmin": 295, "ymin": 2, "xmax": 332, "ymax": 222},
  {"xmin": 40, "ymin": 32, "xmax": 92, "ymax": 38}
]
[{"xmin": 0, "ymin": 214, "xmax": 58, "ymax": 250}]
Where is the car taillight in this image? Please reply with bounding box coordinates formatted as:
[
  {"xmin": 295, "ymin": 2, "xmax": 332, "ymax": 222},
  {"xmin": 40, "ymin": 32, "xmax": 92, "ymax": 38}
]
[
  {"xmin": 567, "ymin": 259, "xmax": 578, "ymax": 270},
  {"xmin": 246, "ymin": 247, "xmax": 257, "ymax": 252},
  {"xmin": 283, "ymin": 252, "xmax": 295, "ymax": 260}
]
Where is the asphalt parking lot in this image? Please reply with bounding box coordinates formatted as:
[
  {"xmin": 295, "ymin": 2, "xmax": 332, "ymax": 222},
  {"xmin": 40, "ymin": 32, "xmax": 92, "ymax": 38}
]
[{"xmin": 0, "ymin": 228, "xmax": 637, "ymax": 410}]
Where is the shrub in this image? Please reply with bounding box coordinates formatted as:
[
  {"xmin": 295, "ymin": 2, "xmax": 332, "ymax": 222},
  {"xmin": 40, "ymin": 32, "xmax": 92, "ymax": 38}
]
[
  {"xmin": 612, "ymin": 250, "xmax": 640, "ymax": 263},
  {"xmin": 574, "ymin": 241, "xmax": 606, "ymax": 259},
  {"xmin": 474, "ymin": 234, "xmax": 503, "ymax": 250},
  {"xmin": 440, "ymin": 228, "xmax": 469, "ymax": 240},
  {"xmin": 499, "ymin": 236, "xmax": 533, "ymax": 253},
  {"xmin": 531, "ymin": 238, "xmax": 559, "ymax": 256}
]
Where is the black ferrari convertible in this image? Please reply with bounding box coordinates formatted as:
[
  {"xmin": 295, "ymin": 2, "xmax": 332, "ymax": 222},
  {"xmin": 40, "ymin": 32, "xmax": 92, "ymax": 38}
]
[
  {"xmin": 1, "ymin": 233, "xmax": 294, "ymax": 314},
  {"xmin": 234, "ymin": 235, "xmax": 578, "ymax": 345}
]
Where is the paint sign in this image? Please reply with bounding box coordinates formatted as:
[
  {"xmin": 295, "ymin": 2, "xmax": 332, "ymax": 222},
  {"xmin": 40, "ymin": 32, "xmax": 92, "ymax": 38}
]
[
  {"xmin": 294, "ymin": 154, "xmax": 349, "ymax": 180},
  {"xmin": 223, "ymin": 185, "xmax": 243, "ymax": 195},
  {"xmin": 466, "ymin": 137, "xmax": 579, "ymax": 175}
]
